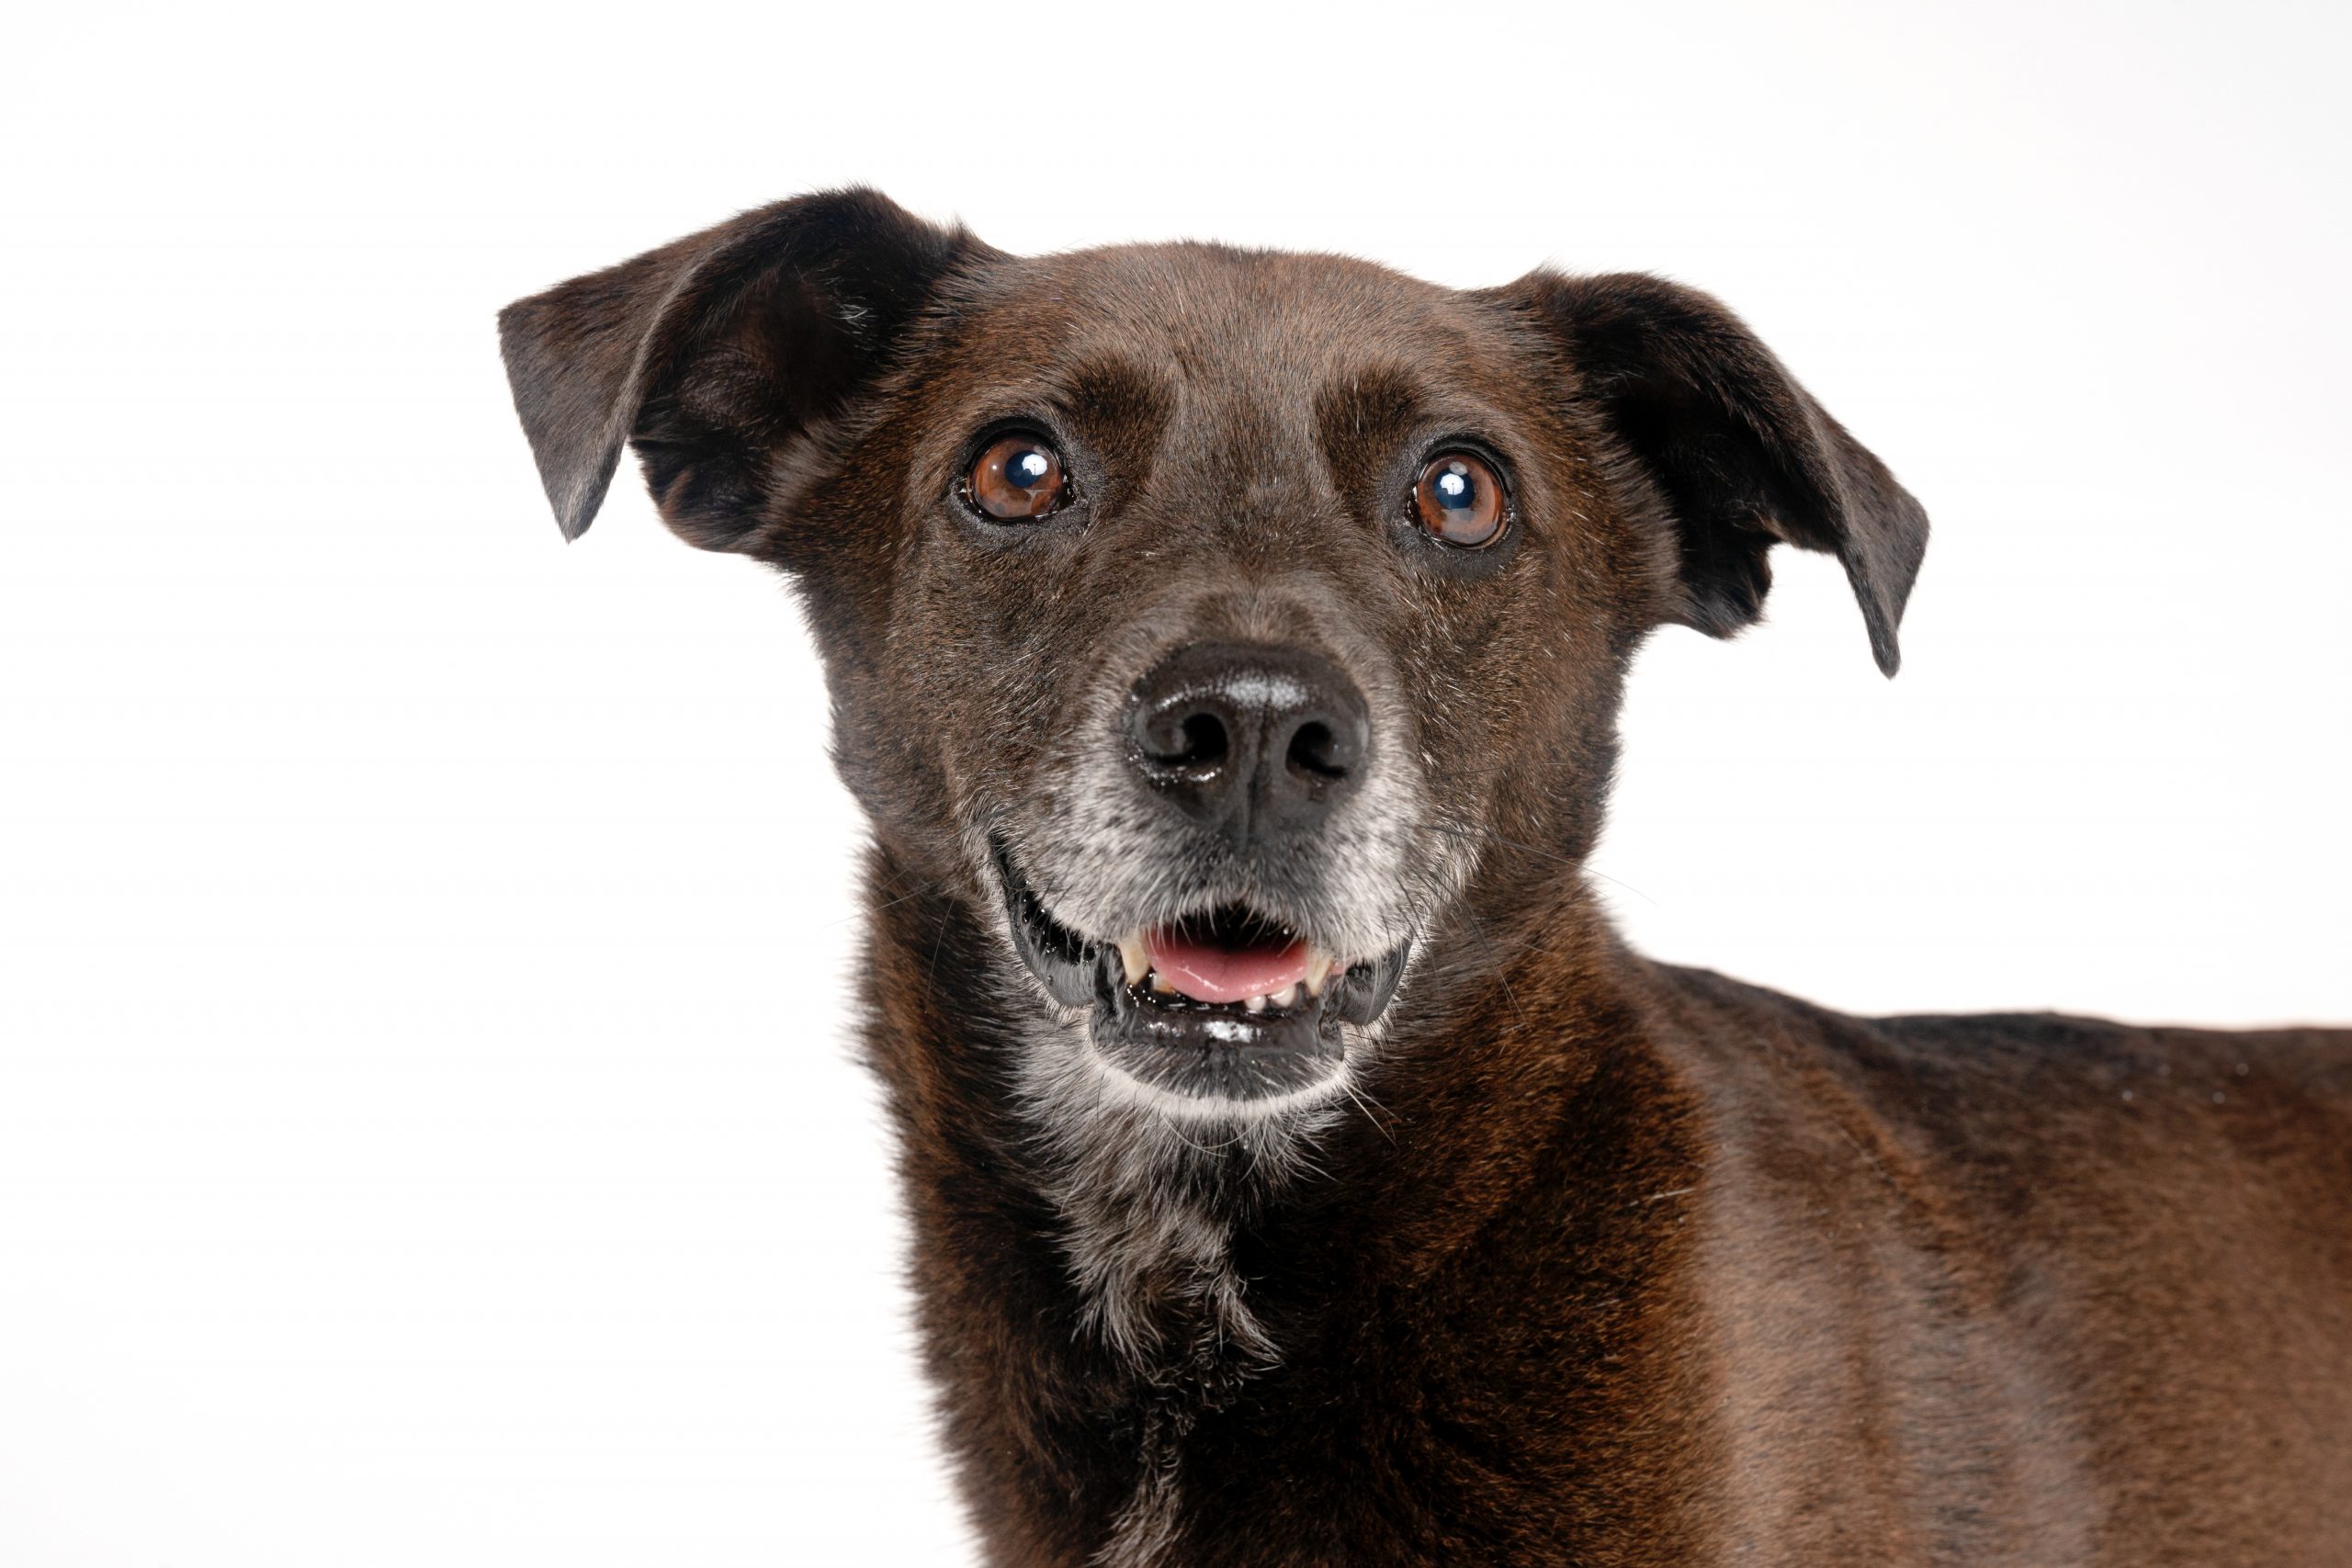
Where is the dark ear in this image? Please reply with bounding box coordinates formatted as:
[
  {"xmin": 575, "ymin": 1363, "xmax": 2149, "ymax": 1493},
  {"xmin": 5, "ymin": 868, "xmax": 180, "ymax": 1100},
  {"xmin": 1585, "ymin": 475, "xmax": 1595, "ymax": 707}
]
[
  {"xmin": 498, "ymin": 187, "xmax": 980, "ymax": 549},
  {"xmin": 1496, "ymin": 272, "xmax": 1928, "ymax": 676}
]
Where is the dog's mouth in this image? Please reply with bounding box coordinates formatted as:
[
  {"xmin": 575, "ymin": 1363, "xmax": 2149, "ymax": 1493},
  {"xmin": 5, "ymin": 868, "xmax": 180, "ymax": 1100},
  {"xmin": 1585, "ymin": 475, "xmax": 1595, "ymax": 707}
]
[{"xmin": 991, "ymin": 840, "xmax": 1409, "ymax": 1107}]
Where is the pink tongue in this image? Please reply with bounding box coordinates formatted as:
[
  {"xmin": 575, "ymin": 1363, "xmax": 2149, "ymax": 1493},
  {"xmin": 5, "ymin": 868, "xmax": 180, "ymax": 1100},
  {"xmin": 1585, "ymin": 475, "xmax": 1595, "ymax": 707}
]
[{"xmin": 1144, "ymin": 929, "xmax": 1310, "ymax": 1005}]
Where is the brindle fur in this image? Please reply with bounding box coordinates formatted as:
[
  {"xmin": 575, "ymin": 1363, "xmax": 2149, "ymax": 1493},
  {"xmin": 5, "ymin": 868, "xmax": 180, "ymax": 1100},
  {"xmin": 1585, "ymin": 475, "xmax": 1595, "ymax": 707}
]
[{"xmin": 500, "ymin": 189, "xmax": 2352, "ymax": 1565}]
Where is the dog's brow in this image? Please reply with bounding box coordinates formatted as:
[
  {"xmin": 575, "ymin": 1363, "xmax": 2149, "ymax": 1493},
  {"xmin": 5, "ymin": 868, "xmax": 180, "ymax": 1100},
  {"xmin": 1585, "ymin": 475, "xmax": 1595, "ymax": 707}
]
[
  {"xmin": 1052, "ymin": 355, "xmax": 1176, "ymax": 474},
  {"xmin": 1312, "ymin": 365, "xmax": 1427, "ymax": 485},
  {"xmin": 1056, "ymin": 355, "xmax": 1172, "ymax": 423}
]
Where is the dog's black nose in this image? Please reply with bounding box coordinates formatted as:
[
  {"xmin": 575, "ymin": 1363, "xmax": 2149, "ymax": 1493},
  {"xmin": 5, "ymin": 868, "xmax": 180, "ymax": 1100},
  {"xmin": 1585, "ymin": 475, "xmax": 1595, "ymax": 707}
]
[{"xmin": 1124, "ymin": 642, "xmax": 1369, "ymax": 840}]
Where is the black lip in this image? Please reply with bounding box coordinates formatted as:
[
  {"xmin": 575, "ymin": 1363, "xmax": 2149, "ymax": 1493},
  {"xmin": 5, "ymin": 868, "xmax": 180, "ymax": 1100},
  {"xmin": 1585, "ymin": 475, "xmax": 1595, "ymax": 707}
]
[{"xmin": 991, "ymin": 840, "xmax": 1409, "ymax": 1104}]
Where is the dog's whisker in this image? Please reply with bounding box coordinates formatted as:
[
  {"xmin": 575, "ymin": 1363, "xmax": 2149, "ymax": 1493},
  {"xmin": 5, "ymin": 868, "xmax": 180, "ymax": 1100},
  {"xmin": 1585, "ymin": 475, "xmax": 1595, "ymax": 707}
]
[{"xmin": 1335, "ymin": 1073, "xmax": 1398, "ymax": 1146}]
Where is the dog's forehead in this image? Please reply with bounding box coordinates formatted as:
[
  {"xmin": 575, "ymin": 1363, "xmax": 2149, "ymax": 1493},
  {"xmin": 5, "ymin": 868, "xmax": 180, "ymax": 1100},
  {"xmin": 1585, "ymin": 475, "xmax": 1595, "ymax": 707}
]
[
  {"xmin": 947, "ymin": 243, "xmax": 1510, "ymax": 390},
  {"xmin": 913, "ymin": 243, "xmax": 1540, "ymax": 481}
]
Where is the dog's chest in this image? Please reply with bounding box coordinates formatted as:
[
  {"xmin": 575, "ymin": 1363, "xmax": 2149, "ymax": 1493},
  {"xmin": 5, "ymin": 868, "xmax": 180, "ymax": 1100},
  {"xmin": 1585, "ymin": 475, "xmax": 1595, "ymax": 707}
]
[{"xmin": 1047, "ymin": 1156, "xmax": 1273, "ymax": 1564}]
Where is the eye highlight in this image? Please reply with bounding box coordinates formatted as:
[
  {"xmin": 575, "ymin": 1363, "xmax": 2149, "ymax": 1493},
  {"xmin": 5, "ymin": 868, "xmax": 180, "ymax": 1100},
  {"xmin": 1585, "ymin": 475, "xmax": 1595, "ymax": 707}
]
[
  {"xmin": 963, "ymin": 433, "xmax": 1070, "ymax": 521},
  {"xmin": 1412, "ymin": 452, "xmax": 1508, "ymax": 547}
]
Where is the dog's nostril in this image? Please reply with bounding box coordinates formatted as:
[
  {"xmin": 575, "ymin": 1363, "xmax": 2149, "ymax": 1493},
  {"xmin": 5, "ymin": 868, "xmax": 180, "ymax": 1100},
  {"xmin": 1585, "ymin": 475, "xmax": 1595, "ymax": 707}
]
[
  {"xmin": 1286, "ymin": 719, "xmax": 1347, "ymax": 783},
  {"xmin": 1179, "ymin": 712, "xmax": 1230, "ymax": 769},
  {"xmin": 1141, "ymin": 707, "xmax": 1231, "ymax": 771}
]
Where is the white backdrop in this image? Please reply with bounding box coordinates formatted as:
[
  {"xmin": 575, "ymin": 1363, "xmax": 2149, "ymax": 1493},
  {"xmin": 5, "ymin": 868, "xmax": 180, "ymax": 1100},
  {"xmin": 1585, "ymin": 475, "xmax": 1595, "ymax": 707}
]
[{"xmin": 4, "ymin": 3, "xmax": 2346, "ymax": 1562}]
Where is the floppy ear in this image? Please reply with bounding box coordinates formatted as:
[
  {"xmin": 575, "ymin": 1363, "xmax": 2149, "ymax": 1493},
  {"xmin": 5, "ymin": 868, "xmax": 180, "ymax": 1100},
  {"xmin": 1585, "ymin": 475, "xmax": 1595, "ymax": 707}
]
[
  {"xmin": 1496, "ymin": 272, "xmax": 1928, "ymax": 676},
  {"xmin": 498, "ymin": 187, "xmax": 980, "ymax": 550}
]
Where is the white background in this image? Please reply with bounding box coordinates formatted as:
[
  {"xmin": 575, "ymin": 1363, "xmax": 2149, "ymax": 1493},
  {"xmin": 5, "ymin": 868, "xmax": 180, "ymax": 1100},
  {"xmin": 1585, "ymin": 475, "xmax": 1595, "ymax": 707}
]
[{"xmin": 4, "ymin": 2, "xmax": 2346, "ymax": 1562}]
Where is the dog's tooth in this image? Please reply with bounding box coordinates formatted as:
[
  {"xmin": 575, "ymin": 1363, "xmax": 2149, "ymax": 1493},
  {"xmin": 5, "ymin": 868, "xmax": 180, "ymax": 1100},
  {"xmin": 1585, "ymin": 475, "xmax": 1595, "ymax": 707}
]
[
  {"xmin": 1244, "ymin": 993, "xmax": 1268, "ymax": 1013},
  {"xmin": 1117, "ymin": 934, "xmax": 1149, "ymax": 987},
  {"xmin": 1304, "ymin": 948, "xmax": 1335, "ymax": 997},
  {"xmin": 1150, "ymin": 972, "xmax": 1175, "ymax": 995},
  {"xmin": 1272, "ymin": 982, "xmax": 1299, "ymax": 1008}
]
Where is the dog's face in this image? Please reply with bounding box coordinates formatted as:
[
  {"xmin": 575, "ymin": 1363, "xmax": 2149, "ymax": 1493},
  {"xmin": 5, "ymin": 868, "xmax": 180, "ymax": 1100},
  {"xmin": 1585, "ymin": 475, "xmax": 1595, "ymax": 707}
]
[{"xmin": 502, "ymin": 190, "xmax": 1925, "ymax": 1123}]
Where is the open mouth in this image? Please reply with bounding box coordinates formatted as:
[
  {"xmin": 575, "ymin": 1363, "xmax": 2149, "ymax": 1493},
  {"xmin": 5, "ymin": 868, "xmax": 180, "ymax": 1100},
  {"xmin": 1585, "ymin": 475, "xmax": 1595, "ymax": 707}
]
[{"xmin": 992, "ymin": 840, "xmax": 1409, "ymax": 1106}]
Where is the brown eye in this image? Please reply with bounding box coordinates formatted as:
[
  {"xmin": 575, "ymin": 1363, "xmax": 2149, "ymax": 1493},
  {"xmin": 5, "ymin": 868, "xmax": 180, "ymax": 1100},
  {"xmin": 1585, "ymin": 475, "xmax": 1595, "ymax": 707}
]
[
  {"xmin": 965, "ymin": 434, "xmax": 1069, "ymax": 521},
  {"xmin": 1412, "ymin": 452, "xmax": 1507, "ymax": 547}
]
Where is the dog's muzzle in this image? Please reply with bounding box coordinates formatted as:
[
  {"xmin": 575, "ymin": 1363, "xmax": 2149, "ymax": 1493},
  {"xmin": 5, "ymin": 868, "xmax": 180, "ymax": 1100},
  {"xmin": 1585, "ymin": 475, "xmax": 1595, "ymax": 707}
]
[{"xmin": 993, "ymin": 840, "xmax": 1409, "ymax": 1105}]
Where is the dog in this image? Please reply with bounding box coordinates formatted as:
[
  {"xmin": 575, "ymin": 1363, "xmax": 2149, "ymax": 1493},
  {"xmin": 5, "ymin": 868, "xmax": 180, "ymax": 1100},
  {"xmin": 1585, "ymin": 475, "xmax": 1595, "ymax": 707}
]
[{"xmin": 498, "ymin": 189, "xmax": 2352, "ymax": 1565}]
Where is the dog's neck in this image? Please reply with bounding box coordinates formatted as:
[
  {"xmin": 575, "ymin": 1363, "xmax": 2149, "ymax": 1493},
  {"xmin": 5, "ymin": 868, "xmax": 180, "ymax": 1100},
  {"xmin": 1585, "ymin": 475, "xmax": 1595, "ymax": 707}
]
[{"xmin": 855, "ymin": 840, "xmax": 1695, "ymax": 1557}]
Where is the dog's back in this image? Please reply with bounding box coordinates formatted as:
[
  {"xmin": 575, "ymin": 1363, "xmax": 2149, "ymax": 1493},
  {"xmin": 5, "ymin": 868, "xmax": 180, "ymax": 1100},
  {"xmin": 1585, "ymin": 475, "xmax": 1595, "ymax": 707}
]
[{"xmin": 1655, "ymin": 966, "xmax": 2352, "ymax": 1562}]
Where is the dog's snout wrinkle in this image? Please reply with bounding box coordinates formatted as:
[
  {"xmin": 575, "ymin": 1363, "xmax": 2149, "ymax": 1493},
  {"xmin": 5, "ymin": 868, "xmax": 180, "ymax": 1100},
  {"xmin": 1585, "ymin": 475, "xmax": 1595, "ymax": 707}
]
[{"xmin": 1124, "ymin": 641, "xmax": 1369, "ymax": 845}]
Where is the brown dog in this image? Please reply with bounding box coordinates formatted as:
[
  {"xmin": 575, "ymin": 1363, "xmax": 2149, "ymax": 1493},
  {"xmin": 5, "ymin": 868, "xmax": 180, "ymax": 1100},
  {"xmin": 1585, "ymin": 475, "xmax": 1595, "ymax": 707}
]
[{"xmin": 499, "ymin": 190, "xmax": 2352, "ymax": 1565}]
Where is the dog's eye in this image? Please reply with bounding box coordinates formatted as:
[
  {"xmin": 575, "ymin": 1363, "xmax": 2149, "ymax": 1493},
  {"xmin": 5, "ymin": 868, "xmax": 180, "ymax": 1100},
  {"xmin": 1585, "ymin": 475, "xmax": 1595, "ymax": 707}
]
[
  {"xmin": 1412, "ymin": 452, "xmax": 1507, "ymax": 547},
  {"xmin": 964, "ymin": 434, "xmax": 1070, "ymax": 521}
]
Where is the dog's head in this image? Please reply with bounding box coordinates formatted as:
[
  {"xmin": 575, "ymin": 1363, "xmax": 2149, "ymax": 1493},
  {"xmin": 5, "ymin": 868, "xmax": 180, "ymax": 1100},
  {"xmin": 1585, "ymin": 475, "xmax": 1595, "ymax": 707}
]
[{"xmin": 501, "ymin": 188, "xmax": 1925, "ymax": 1124}]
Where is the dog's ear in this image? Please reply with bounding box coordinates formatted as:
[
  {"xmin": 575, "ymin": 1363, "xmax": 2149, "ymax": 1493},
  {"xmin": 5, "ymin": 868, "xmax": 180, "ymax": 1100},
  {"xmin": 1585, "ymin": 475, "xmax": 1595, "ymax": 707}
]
[
  {"xmin": 1493, "ymin": 272, "xmax": 1928, "ymax": 676},
  {"xmin": 498, "ymin": 187, "xmax": 979, "ymax": 550}
]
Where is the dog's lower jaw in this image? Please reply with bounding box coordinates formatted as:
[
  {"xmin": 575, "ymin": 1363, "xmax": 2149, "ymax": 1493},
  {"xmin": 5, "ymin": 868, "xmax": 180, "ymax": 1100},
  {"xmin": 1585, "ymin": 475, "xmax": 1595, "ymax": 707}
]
[{"xmin": 988, "ymin": 835, "xmax": 1416, "ymax": 1120}]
